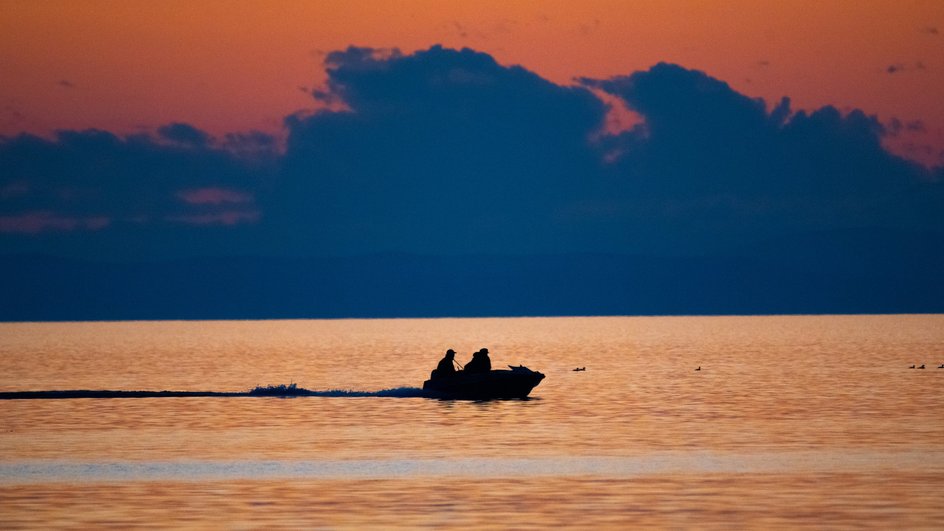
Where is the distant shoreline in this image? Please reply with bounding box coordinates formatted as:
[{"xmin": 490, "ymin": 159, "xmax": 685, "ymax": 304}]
[{"xmin": 2, "ymin": 312, "xmax": 943, "ymax": 325}]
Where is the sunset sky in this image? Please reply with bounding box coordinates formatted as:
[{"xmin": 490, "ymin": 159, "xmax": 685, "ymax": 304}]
[
  {"xmin": 3, "ymin": 1, "xmax": 943, "ymax": 163},
  {"xmin": 1, "ymin": 1, "xmax": 943, "ymax": 319}
]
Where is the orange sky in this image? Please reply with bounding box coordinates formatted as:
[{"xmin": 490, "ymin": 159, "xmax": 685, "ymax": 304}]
[{"xmin": 2, "ymin": 0, "xmax": 942, "ymax": 164}]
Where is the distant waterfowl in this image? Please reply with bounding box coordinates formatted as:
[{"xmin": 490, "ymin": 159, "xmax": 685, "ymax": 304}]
[
  {"xmin": 572, "ymin": 367, "xmax": 586, "ymax": 372},
  {"xmin": 918, "ymin": 364, "xmax": 926, "ymax": 369},
  {"xmin": 695, "ymin": 366, "xmax": 701, "ymax": 371},
  {"xmin": 910, "ymin": 365, "xmax": 916, "ymax": 369},
  {"xmin": 939, "ymin": 364, "xmax": 944, "ymax": 369}
]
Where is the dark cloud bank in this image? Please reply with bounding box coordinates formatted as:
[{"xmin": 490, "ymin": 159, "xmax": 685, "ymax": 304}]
[{"xmin": 2, "ymin": 45, "xmax": 943, "ymax": 320}]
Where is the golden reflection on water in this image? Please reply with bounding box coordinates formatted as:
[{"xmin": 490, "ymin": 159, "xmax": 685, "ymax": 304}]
[
  {"xmin": 1, "ymin": 315, "xmax": 944, "ymax": 527},
  {"xmin": 3, "ymin": 474, "xmax": 944, "ymax": 529}
]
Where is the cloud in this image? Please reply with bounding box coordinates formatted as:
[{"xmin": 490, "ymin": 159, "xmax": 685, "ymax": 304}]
[
  {"xmin": 277, "ymin": 45, "xmax": 607, "ymax": 254},
  {"xmin": 165, "ymin": 210, "xmax": 260, "ymax": 226},
  {"xmin": 1, "ymin": 105, "xmax": 28, "ymax": 128},
  {"xmin": 448, "ymin": 21, "xmax": 471, "ymax": 39},
  {"xmin": 177, "ymin": 187, "xmax": 253, "ymax": 205},
  {"xmin": 2, "ymin": 46, "xmax": 941, "ymax": 262},
  {"xmin": 0, "ymin": 211, "xmax": 109, "ymax": 234},
  {"xmin": 158, "ymin": 122, "xmax": 211, "ymax": 147},
  {"xmin": 887, "ymin": 61, "xmax": 927, "ymax": 74},
  {"xmin": 582, "ymin": 62, "xmax": 941, "ymax": 248},
  {"xmin": 270, "ymin": 48, "xmax": 942, "ymax": 257},
  {"xmin": 906, "ymin": 119, "xmax": 927, "ymax": 133},
  {"xmin": 887, "ymin": 118, "xmax": 927, "ymax": 136},
  {"xmin": 221, "ymin": 130, "xmax": 279, "ymax": 159},
  {"xmin": 0, "ymin": 126, "xmax": 273, "ymax": 236}
]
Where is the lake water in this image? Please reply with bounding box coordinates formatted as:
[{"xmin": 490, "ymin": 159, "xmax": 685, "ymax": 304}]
[{"xmin": 1, "ymin": 315, "xmax": 943, "ymax": 528}]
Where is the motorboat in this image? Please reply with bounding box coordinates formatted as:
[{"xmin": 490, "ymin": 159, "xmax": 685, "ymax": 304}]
[{"xmin": 422, "ymin": 365, "xmax": 545, "ymax": 399}]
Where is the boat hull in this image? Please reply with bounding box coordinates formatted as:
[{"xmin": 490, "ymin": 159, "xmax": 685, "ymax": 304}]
[{"xmin": 422, "ymin": 366, "xmax": 545, "ymax": 399}]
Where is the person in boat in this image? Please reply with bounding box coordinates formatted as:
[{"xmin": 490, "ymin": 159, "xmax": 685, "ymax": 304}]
[
  {"xmin": 431, "ymin": 349, "xmax": 458, "ymax": 379},
  {"xmin": 464, "ymin": 348, "xmax": 492, "ymax": 373}
]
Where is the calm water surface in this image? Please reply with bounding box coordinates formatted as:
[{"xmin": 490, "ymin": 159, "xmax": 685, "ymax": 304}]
[{"xmin": 1, "ymin": 315, "xmax": 943, "ymax": 528}]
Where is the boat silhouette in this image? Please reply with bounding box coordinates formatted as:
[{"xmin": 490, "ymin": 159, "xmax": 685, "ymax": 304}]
[{"xmin": 423, "ymin": 365, "xmax": 545, "ymax": 399}]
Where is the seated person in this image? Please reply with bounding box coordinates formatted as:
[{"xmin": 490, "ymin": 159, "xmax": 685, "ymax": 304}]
[
  {"xmin": 464, "ymin": 348, "xmax": 492, "ymax": 373},
  {"xmin": 431, "ymin": 349, "xmax": 457, "ymax": 379}
]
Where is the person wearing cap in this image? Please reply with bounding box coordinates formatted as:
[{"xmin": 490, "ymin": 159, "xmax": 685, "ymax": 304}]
[
  {"xmin": 464, "ymin": 348, "xmax": 492, "ymax": 373},
  {"xmin": 432, "ymin": 349, "xmax": 458, "ymax": 379}
]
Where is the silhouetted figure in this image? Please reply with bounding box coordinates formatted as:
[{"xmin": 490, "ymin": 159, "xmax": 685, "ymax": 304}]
[
  {"xmin": 572, "ymin": 367, "xmax": 586, "ymax": 371},
  {"xmin": 431, "ymin": 349, "xmax": 458, "ymax": 380},
  {"xmin": 939, "ymin": 364, "xmax": 944, "ymax": 369},
  {"xmin": 464, "ymin": 348, "xmax": 492, "ymax": 373},
  {"xmin": 918, "ymin": 364, "xmax": 926, "ymax": 369},
  {"xmin": 910, "ymin": 365, "xmax": 916, "ymax": 369},
  {"xmin": 695, "ymin": 366, "xmax": 701, "ymax": 371}
]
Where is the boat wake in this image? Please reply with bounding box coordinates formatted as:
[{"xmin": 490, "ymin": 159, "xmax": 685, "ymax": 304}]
[
  {"xmin": 0, "ymin": 385, "xmax": 431, "ymax": 400},
  {"xmin": 264, "ymin": 386, "xmax": 429, "ymax": 398},
  {"xmin": 249, "ymin": 383, "xmax": 428, "ymax": 398}
]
